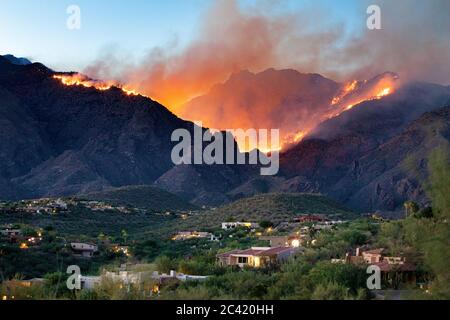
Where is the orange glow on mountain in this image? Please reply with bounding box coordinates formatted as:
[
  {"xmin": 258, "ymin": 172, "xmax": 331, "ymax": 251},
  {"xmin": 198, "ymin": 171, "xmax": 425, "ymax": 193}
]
[
  {"xmin": 52, "ymin": 74, "xmax": 145, "ymax": 97},
  {"xmin": 341, "ymin": 85, "xmax": 393, "ymax": 112},
  {"xmin": 52, "ymin": 71, "xmax": 397, "ymax": 153},
  {"xmin": 327, "ymin": 73, "xmax": 397, "ymax": 118}
]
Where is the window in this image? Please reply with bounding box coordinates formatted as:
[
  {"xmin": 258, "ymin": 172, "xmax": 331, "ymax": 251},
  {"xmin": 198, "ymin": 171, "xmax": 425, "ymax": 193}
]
[{"xmin": 238, "ymin": 257, "xmax": 248, "ymax": 264}]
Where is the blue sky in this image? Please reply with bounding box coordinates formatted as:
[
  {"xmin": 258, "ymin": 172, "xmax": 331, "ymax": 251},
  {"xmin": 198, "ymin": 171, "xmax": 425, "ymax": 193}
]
[{"xmin": 0, "ymin": 0, "xmax": 365, "ymax": 71}]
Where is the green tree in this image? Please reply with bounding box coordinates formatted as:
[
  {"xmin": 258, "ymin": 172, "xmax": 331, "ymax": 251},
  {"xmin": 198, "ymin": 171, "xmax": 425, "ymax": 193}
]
[
  {"xmin": 121, "ymin": 229, "xmax": 129, "ymax": 244},
  {"xmin": 155, "ymin": 256, "xmax": 177, "ymax": 274},
  {"xmin": 404, "ymin": 201, "xmax": 419, "ymax": 218},
  {"xmin": 43, "ymin": 272, "xmax": 73, "ymax": 299},
  {"xmin": 259, "ymin": 220, "xmax": 274, "ymax": 229},
  {"xmin": 311, "ymin": 282, "xmax": 351, "ymax": 300},
  {"xmin": 404, "ymin": 146, "xmax": 450, "ymax": 299}
]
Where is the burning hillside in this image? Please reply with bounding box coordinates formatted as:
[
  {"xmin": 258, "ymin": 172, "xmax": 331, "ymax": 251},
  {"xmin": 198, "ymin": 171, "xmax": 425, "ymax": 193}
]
[
  {"xmin": 326, "ymin": 72, "xmax": 399, "ymax": 119},
  {"xmin": 53, "ymin": 74, "xmax": 143, "ymax": 97},
  {"xmin": 52, "ymin": 69, "xmax": 397, "ymax": 153},
  {"xmin": 179, "ymin": 70, "xmax": 399, "ymax": 152}
]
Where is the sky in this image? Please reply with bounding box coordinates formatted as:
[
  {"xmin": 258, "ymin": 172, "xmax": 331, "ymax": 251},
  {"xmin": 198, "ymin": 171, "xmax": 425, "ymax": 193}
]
[
  {"xmin": 1, "ymin": 0, "xmax": 449, "ymax": 108},
  {"xmin": 0, "ymin": 0, "xmax": 365, "ymax": 71}
]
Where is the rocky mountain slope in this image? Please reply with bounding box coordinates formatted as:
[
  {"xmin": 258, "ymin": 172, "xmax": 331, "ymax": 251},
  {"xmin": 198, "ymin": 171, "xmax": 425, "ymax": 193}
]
[
  {"xmin": 0, "ymin": 56, "xmax": 229, "ymax": 200},
  {"xmin": 276, "ymin": 84, "xmax": 450, "ymax": 211},
  {"xmin": 1, "ymin": 55, "xmax": 449, "ymax": 212}
]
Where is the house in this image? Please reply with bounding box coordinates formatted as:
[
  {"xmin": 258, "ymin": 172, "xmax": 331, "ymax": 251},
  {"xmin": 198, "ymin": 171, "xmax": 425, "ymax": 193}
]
[
  {"xmin": 0, "ymin": 228, "xmax": 22, "ymax": 242},
  {"xmin": 221, "ymin": 222, "xmax": 259, "ymax": 230},
  {"xmin": 153, "ymin": 270, "xmax": 209, "ymax": 283},
  {"xmin": 210, "ymin": 234, "xmax": 221, "ymax": 242},
  {"xmin": 70, "ymin": 242, "xmax": 98, "ymax": 258},
  {"xmin": 341, "ymin": 247, "xmax": 385, "ymax": 264},
  {"xmin": 294, "ymin": 215, "xmax": 328, "ymax": 223},
  {"xmin": 337, "ymin": 247, "xmax": 417, "ymax": 288},
  {"xmin": 171, "ymin": 231, "xmax": 212, "ymax": 241},
  {"xmin": 313, "ymin": 223, "xmax": 334, "ymax": 231},
  {"xmin": 54, "ymin": 198, "xmax": 68, "ymax": 211},
  {"xmin": 373, "ymin": 259, "xmax": 417, "ymax": 288},
  {"xmin": 1, "ymin": 228, "xmax": 22, "ymax": 238},
  {"xmin": 216, "ymin": 247, "xmax": 298, "ymax": 268},
  {"xmin": 260, "ymin": 235, "xmax": 303, "ymax": 248},
  {"xmin": 78, "ymin": 269, "xmax": 209, "ymax": 293},
  {"xmin": 362, "ymin": 248, "xmax": 385, "ymax": 263}
]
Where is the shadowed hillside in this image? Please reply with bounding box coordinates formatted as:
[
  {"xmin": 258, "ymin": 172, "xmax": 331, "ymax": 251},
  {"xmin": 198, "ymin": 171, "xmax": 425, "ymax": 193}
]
[
  {"xmin": 81, "ymin": 185, "xmax": 197, "ymax": 211},
  {"xmin": 206, "ymin": 193, "xmax": 355, "ymax": 223}
]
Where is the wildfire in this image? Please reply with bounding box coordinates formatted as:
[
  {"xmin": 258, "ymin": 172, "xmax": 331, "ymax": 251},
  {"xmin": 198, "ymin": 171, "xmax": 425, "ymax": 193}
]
[
  {"xmin": 377, "ymin": 87, "xmax": 391, "ymax": 98},
  {"xmin": 342, "ymin": 85, "xmax": 393, "ymax": 112},
  {"xmin": 293, "ymin": 131, "xmax": 306, "ymax": 143},
  {"xmin": 52, "ymin": 74, "xmax": 144, "ymax": 97},
  {"xmin": 329, "ymin": 74, "xmax": 398, "ymax": 118},
  {"xmin": 52, "ymin": 71, "xmax": 398, "ymax": 154},
  {"xmin": 331, "ymin": 80, "xmax": 359, "ymax": 105}
]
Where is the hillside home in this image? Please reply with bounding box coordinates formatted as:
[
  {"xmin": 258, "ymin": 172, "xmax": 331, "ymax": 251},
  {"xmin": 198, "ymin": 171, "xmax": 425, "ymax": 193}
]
[
  {"xmin": 216, "ymin": 247, "xmax": 298, "ymax": 268},
  {"xmin": 260, "ymin": 235, "xmax": 303, "ymax": 248},
  {"xmin": 0, "ymin": 228, "xmax": 22, "ymax": 242},
  {"xmin": 79, "ymin": 269, "xmax": 208, "ymax": 293},
  {"xmin": 171, "ymin": 231, "xmax": 212, "ymax": 241},
  {"xmin": 221, "ymin": 222, "xmax": 259, "ymax": 230},
  {"xmin": 294, "ymin": 214, "xmax": 328, "ymax": 223},
  {"xmin": 1, "ymin": 228, "xmax": 22, "ymax": 238},
  {"xmin": 334, "ymin": 247, "xmax": 417, "ymax": 288},
  {"xmin": 70, "ymin": 242, "xmax": 98, "ymax": 258}
]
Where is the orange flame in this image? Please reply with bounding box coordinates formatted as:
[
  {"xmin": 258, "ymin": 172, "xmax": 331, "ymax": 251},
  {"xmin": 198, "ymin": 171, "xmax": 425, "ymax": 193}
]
[
  {"xmin": 52, "ymin": 74, "xmax": 145, "ymax": 97},
  {"xmin": 328, "ymin": 74, "xmax": 397, "ymax": 119},
  {"xmin": 52, "ymin": 72, "xmax": 397, "ymax": 153}
]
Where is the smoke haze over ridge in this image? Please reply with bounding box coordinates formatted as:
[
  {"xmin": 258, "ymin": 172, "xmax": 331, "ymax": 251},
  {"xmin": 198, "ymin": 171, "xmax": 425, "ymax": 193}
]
[{"xmin": 83, "ymin": 0, "xmax": 450, "ymax": 113}]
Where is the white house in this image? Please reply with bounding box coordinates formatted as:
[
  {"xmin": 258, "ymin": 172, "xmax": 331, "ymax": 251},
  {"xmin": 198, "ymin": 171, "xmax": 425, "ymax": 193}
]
[{"xmin": 221, "ymin": 222, "xmax": 259, "ymax": 230}]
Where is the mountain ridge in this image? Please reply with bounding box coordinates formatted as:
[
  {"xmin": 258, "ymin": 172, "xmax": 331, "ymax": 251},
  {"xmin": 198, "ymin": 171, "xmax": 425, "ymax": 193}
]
[{"xmin": 1, "ymin": 56, "xmax": 450, "ymax": 213}]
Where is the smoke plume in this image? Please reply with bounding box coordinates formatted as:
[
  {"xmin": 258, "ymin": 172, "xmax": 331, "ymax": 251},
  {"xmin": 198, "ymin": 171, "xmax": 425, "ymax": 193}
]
[{"xmin": 84, "ymin": 0, "xmax": 450, "ymax": 126}]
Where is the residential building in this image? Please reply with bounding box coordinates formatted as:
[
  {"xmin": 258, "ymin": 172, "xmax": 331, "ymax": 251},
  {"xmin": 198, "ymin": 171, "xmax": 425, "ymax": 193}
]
[
  {"xmin": 260, "ymin": 235, "xmax": 303, "ymax": 248},
  {"xmin": 216, "ymin": 247, "xmax": 299, "ymax": 268},
  {"xmin": 221, "ymin": 222, "xmax": 259, "ymax": 230},
  {"xmin": 1, "ymin": 228, "xmax": 22, "ymax": 238},
  {"xmin": 362, "ymin": 248, "xmax": 385, "ymax": 263},
  {"xmin": 70, "ymin": 242, "xmax": 98, "ymax": 258},
  {"xmin": 294, "ymin": 215, "xmax": 328, "ymax": 223},
  {"xmin": 374, "ymin": 260, "xmax": 417, "ymax": 288},
  {"xmin": 336, "ymin": 247, "xmax": 417, "ymax": 288},
  {"xmin": 0, "ymin": 228, "xmax": 22, "ymax": 242},
  {"xmin": 171, "ymin": 231, "xmax": 212, "ymax": 241}
]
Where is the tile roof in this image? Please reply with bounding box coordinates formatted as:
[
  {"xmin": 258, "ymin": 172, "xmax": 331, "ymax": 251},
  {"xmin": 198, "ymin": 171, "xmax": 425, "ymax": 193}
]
[
  {"xmin": 363, "ymin": 248, "xmax": 385, "ymax": 255},
  {"xmin": 216, "ymin": 249, "xmax": 243, "ymax": 258},
  {"xmin": 255, "ymin": 247, "xmax": 295, "ymax": 256},
  {"xmin": 374, "ymin": 261, "xmax": 416, "ymax": 272},
  {"xmin": 234, "ymin": 248, "xmax": 267, "ymax": 256}
]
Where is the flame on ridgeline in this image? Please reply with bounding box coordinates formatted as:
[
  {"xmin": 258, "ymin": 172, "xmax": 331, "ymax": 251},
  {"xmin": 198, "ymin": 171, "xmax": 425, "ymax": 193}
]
[
  {"xmin": 52, "ymin": 72, "xmax": 398, "ymax": 153},
  {"xmin": 52, "ymin": 74, "xmax": 145, "ymax": 97},
  {"xmin": 326, "ymin": 73, "xmax": 398, "ymax": 120},
  {"xmin": 281, "ymin": 73, "xmax": 398, "ymax": 149}
]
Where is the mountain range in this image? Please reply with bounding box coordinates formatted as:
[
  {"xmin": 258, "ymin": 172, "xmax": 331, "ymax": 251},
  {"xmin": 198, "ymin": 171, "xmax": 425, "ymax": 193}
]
[{"xmin": 1, "ymin": 55, "xmax": 449, "ymax": 213}]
